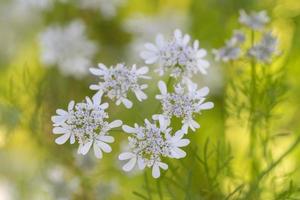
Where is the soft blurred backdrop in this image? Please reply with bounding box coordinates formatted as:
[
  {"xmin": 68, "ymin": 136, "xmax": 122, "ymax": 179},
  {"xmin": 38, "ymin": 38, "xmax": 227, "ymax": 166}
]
[{"xmin": 1, "ymin": 0, "xmax": 300, "ymax": 199}]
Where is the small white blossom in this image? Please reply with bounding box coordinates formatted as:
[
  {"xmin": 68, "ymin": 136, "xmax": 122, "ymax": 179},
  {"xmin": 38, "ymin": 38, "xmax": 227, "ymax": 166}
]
[
  {"xmin": 155, "ymin": 80, "xmax": 214, "ymax": 133},
  {"xmin": 140, "ymin": 29, "xmax": 209, "ymax": 81},
  {"xmin": 119, "ymin": 117, "xmax": 190, "ymax": 178},
  {"xmin": 79, "ymin": 0, "xmax": 125, "ymax": 19},
  {"xmin": 248, "ymin": 32, "xmax": 279, "ymax": 63},
  {"xmin": 51, "ymin": 92, "xmax": 122, "ymax": 159},
  {"xmin": 212, "ymin": 30, "xmax": 246, "ymax": 62},
  {"xmin": 39, "ymin": 20, "xmax": 97, "ymax": 79},
  {"xmin": 239, "ymin": 10, "xmax": 269, "ymax": 30},
  {"xmin": 89, "ymin": 63, "xmax": 150, "ymax": 109}
]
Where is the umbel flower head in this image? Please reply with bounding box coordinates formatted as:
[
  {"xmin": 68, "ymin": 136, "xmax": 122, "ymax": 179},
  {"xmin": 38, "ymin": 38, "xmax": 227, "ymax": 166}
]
[
  {"xmin": 248, "ymin": 32, "xmax": 279, "ymax": 63},
  {"xmin": 39, "ymin": 20, "xmax": 97, "ymax": 79},
  {"xmin": 119, "ymin": 117, "xmax": 190, "ymax": 178},
  {"xmin": 51, "ymin": 92, "xmax": 122, "ymax": 159},
  {"xmin": 89, "ymin": 63, "xmax": 150, "ymax": 109},
  {"xmin": 239, "ymin": 10, "xmax": 269, "ymax": 30},
  {"xmin": 155, "ymin": 80, "xmax": 214, "ymax": 133},
  {"xmin": 212, "ymin": 30, "xmax": 246, "ymax": 62},
  {"xmin": 140, "ymin": 29, "xmax": 209, "ymax": 82}
]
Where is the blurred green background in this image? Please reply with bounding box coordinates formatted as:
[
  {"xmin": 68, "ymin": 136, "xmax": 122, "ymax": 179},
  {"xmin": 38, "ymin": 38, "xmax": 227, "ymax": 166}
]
[{"xmin": 1, "ymin": 0, "xmax": 300, "ymax": 199}]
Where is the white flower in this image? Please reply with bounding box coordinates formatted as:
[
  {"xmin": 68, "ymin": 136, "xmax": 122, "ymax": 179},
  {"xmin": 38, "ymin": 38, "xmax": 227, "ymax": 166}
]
[
  {"xmin": 119, "ymin": 117, "xmax": 190, "ymax": 178},
  {"xmin": 122, "ymin": 10, "xmax": 187, "ymax": 62},
  {"xmin": 140, "ymin": 29, "xmax": 209, "ymax": 81},
  {"xmin": 39, "ymin": 20, "xmax": 97, "ymax": 79},
  {"xmin": 239, "ymin": 10, "xmax": 269, "ymax": 30},
  {"xmin": 79, "ymin": 0, "xmax": 125, "ymax": 19},
  {"xmin": 51, "ymin": 92, "xmax": 122, "ymax": 158},
  {"xmin": 212, "ymin": 30, "xmax": 245, "ymax": 62},
  {"xmin": 89, "ymin": 63, "xmax": 150, "ymax": 109},
  {"xmin": 248, "ymin": 32, "xmax": 279, "ymax": 63},
  {"xmin": 155, "ymin": 80, "xmax": 214, "ymax": 133}
]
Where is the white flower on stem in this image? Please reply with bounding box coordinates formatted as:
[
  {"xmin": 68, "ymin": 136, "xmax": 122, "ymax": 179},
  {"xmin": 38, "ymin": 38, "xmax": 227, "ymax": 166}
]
[
  {"xmin": 140, "ymin": 29, "xmax": 209, "ymax": 81},
  {"xmin": 155, "ymin": 80, "xmax": 214, "ymax": 133},
  {"xmin": 89, "ymin": 63, "xmax": 150, "ymax": 109},
  {"xmin": 239, "ymin": 10, "xmax": 269, "ymax": 30},
  {"xmin": 248, "ymin": 32, "xmax": 279, "ymax": 63},
  {"xmin": 212, "ymin": 30, "xmax": 245, "ymax": 62},
  {"xmin": 119, "ymin": 117, "xmax": 190, "ymax": 178},
  {"xmin": 51, "ymin": 92, "xmax": 122, "ymax": 158},
  {"xmin": 39, "ymin": 20, "xmax": 97, "ymax": 79}
]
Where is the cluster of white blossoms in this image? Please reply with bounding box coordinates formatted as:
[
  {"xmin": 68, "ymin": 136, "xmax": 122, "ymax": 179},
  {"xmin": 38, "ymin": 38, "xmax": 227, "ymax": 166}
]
[
  {"xmin": 140, "ymin": 29, "xmax": 209, "ymax": 83},
  {"xmin": 52, "ymin": 28, "xmax": 214, "ymax": 178},
  {"xmin": 89, "ymin": 63, "xmax": 150, "ymax": 108},
  {"xmin": 155, "ymin": 81, "xmax": 214, "ymax": 133},
  {"xmin": 52, "ymin": 92, "xmax": 122, "ymax": 158},
  {"xmin": 119, "ymin": 117, "xmax": 189, "ymax": 178},
  {"xmin": 213, "ymin": 10, "xmax": 279, "ymax": 64},
  {"xmin": 39, "ymin": 20, "xmax": 97, "ymax": 79}
]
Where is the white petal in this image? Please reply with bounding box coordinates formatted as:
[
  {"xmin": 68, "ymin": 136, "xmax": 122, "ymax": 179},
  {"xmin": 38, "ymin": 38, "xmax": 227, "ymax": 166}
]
[
  {"xmin": 97, "ymin": 141, "xmax": 112, "ymax": 153},
  {"xmin": 122, "ymin": 125, "xmax": 136, "ymax": 133},
  {"xmin": 98, "ymin": 63, "xmax": 107, "ymax": 71},
  {"xmin": 199, "ymin": 102, "xmax": 214, "ymax": 110},
  {"xmin": 137, "ymin": 158, "xmax": 146, "ymax": 170},
  {"xmin": 175, "ymin": 139, "xmax": 190, "ymax": 147},
  {"xmin": 56, "ymin": 109, "xmax": 68, "ymax": 116},
  {"xmin": 109, "ymin": 120, "xmax": 123, "ymax": 128},
  {"xmin": 136, "ymin": 66, "xmax": 149, "ymax": 75},
  {"xmin": 92, "ymin": 91, "xmax": 103, "ymax": 104},
  {"xmin": 89, "ymin": 84, "xmax": 101, "ymax": 90},
  {"xmin": 93, "ymin": 142, "xmax": 103, "ymax": 159},
  {"xmin": 51, "ymin": 116, "xmax": 67, "ymax": 124},
  {"xmin": 198, "ymin": 87, "xmax": 209, "ymax": 97},
  {"xmin": 89, "ymin": 68, "xmax": 104, "ymax": 76},
  {"xmin": 152, "ymin": 163, "xmax": 161, "ymax": 178},
  {"xmin": 121, "ymin": 98, "xmax": 133, "ymax": 109},
  {"xmin": 80, "ymin": 141, "xmax": 93, "ymax": 155},
  {"xmin": 171, "ymin": 148, "xmax": 187, "ymax": 158},
  {"xmin": 156, "ymin": 34, "xmax": 165, "ymax": 48},
  {"xmin": 158, "ymin": 81, "xmax": 167, "ymax": 95},
  {"xmin": 122, "ymin": 157, "xmax": 137, "ymax": 172},
  {"xmin": 70, "ymin": 134, "xmax": 75, "ymax": 144},
  {"xmin": 134, "ymin": 90, "xmax": 147, "ymax": 101},
  {"xmin": 100, "ymin": 102, "xmax": 109, "ymax": 110},
  {"xmin": 55, "ymin": 133, "xmax": 71, "ymax": 144},
  {"xmin": 119, "ymin": 152, "xmax": 135, "ymax": 160},
  {"xmin": 68, "ymin": 101, "xmax": 75, "ymax": 111},
  {"xmin": 98, "ymin": 135, "xmax": 115, "ymax": 143},
  {"xmin": 158, "ymin": 162, "xmax": 168, "ymax": 170},
  {"xmin": 53, "ymin": 127, "xmax": 68, "ymax": 134}
]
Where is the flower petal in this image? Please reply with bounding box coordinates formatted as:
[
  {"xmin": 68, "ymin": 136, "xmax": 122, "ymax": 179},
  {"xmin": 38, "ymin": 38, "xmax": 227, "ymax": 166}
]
[
  {"xmin": 55, "ymin": 133, "xmax": 71, "ymax": 145},
  {"xmin": 122, "ymin": 157, "xmax": 137, "ymax": 172},
  {"xmin": 109, "ymin": 120, "xmax": 123, "ymax": 128}
]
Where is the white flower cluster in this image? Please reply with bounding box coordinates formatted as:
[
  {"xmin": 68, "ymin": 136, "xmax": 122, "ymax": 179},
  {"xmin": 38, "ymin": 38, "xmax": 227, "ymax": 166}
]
[
  {"xmin": 52, "ymin": 29, "xmax": 214, "ymax": 179},
  {"xmin": 119, "ymin": 117, "xmax": 189, "ymax": 178},
  {"xmin": 52, "ymin": 92, "xmax": 122, "ymax": 158},
  {"xmin": 89, "ymin": 63, "xmax": 150, "ymax": 109},
  {"xmin": 140, "ymin": 29, "xmax": 209, "ymax": 83},
  {"xmin": 213, "ymin": 10, "xmax": 279, "ymax": 64},
  {"xmin": 39, "ymin": 20, "xmax": 97, "ymax": 79},
  {"xmin": 155, "ymin": 81, "xmax": 214, "ymax": 133}
]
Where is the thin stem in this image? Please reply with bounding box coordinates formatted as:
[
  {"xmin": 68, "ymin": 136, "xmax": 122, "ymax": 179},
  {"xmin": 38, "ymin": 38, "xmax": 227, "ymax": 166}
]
[{"xmin": 249, "ymin": 30, "xmax": 258, "ymax": 177}]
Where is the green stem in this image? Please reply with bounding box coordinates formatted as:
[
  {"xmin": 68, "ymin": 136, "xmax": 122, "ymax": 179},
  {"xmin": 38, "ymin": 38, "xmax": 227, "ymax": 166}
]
[{"xmin": 249, "ymin": 30, "xmax": 258, "ymax": 177}]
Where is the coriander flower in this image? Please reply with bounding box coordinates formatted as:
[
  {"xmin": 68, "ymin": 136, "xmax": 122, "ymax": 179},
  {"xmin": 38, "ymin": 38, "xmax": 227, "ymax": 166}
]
[
  {"xmin": 89, "ymin": 63, "xmax": 150, "ymax": 109},
  {"xmin": 239, "ymin": 10, "xmax": 269, "ymax": 30},
  {"xmin": 212, "ymin": 30, "xmax": 245, "ymax": 62},
  {"xmin": 140, "ymin": 29, "xmax": 209, "ymax": 81},
  {"xmin": 155, "ymin": 80, "xmax": 214, "ymax": 133},
  {"xmin": 51, "ymin": 92, "xmax": 122, "ymax": 159},
  {"xmin": 248, "ymin": 32, "xmax": 279, "ymax": 63},
  {"xmin": 39, "ymin": 20, "xmax": 97, "ymax": 79},
  {"xmin": 119, "ymin": 117, "xmax": 190, "ymax": 178}
]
